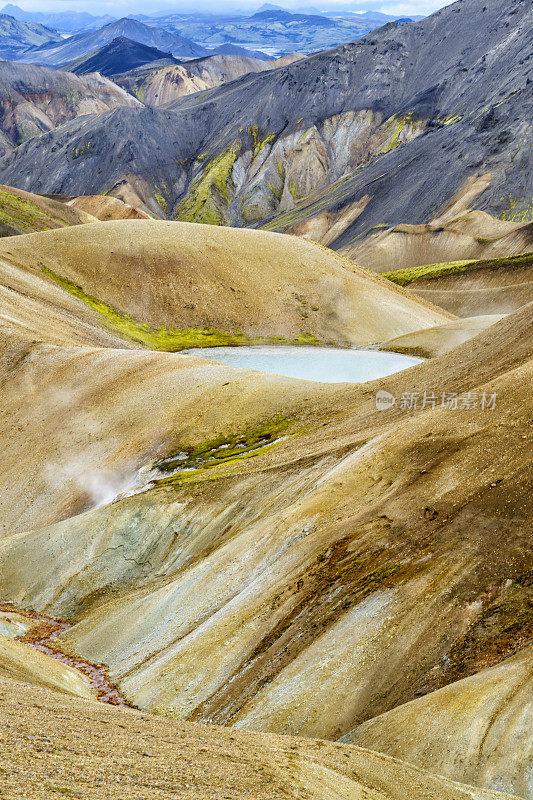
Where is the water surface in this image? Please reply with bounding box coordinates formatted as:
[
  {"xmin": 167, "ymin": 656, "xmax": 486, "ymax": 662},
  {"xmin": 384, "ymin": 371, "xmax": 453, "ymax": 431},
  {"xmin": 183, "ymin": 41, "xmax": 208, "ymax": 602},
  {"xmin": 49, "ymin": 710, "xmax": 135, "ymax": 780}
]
[{"xmin": 184, "ymin": 346, "xmax": 422, "ymax": 383}]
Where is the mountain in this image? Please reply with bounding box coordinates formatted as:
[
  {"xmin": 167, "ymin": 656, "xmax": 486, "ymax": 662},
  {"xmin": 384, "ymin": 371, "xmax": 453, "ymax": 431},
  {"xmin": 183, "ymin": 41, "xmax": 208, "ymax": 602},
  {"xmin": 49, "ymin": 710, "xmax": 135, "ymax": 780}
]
[
  {"xmin": 148, "ymin": 10, "xmax": 390, "ymax": 55},
  {"xmin": 114, "ymin": 52, "xmax": 303, "ymax": 107},
  {"xmin": 1, "ymin": 0, "xmax": 529, "ymax": 234},
  {"xmin": 255, "ymin": 3, "xmax": 285, "ymax": 11},
  {"xmin": 250, "ymin": 8, "xmax": 335, "ymax": 26},
  {"xmin": 210, "ymin": 42, "xmax": 273, "ymax": 60},
  {"xmin": 0, "ymin": 13, "xmax": 62, "ymax": 59},
  {"xmin": 0, "ymin": 5, "xmax": 115, "ymax": 33},
  {"xmin": 0, "ymin": 60, "xmax": 140, "ymax": 156},
  {"xmin": 65, "ymin": 37, "xmax": 178, "ymax": 77},
  {"xmin": 15, "ymin": 17, "xmax": 207, "ymax": 67},
  {"xmin": 352, "ymin": 10, "xmax": 400, "ymax": 21}
]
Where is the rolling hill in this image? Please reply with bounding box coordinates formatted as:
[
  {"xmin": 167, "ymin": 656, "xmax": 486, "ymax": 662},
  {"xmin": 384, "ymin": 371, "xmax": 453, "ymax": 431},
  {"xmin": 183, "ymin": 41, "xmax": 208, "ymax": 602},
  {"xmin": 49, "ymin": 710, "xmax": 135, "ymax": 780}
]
[
  {"xmin": 2, "ymin": 675, "xmax": 515, "ymax": 800},
  {"xmin": 0, "ymin": 219, "xmax": 451, "ymax": 359},
  {"xmin": 384, "ymin": 251, "xmax": 533, "ymax": 317},
  {"xmin": 0, "ymin": 183, "xmax": 99, "ymax": 236},
  {"xmin": 0, "ymin": 183, "xmax": 152, "ymax": 236},
  {"xmin": 343, "ymin": 209, "xmax": 533, "ymax": 273},
  {"xmin": 343, "ymin": 647, "xmax": 532, "ymax": 798}
]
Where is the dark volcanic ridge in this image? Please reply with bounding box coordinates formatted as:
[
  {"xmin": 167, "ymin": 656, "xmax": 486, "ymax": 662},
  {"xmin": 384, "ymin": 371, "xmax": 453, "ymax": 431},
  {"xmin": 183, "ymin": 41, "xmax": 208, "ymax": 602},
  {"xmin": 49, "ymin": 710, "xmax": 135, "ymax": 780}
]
[
  {"xmin": 0, "ymin": 0, "xmax": 531, "ymax": 238},
  {"xmin": 65, "ymin": 37, "xmax": 179, "ymax": 77}
]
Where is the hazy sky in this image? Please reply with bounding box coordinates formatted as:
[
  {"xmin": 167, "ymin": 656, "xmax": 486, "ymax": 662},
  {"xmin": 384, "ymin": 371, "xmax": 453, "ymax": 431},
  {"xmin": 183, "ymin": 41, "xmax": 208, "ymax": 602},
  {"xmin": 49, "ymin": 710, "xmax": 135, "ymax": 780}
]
[{"xmin": 5, "ymin": 0, "xmax": 452, "ymax": 16}]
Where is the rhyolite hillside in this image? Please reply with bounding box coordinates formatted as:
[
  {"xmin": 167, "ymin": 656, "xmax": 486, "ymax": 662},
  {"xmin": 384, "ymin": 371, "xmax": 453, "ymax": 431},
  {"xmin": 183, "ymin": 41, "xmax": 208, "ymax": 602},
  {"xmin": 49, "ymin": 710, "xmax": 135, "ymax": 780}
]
[
  {"xmin": 0, "ymin": 60, "xmax": 140, "ymax": 155},
  {"xmin": 0, "ymin": 215, "xmax": 530, "ymax": 798},
  {"xmin": 0, "ymin": 1, "xmax": 530, "ymax": 797}
]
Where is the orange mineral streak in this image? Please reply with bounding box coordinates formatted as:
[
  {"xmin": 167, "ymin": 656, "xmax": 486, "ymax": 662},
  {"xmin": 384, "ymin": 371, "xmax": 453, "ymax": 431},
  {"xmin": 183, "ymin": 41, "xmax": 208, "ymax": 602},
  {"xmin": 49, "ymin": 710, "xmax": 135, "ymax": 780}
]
[{"xmin": 0, "ymin": 602, "xmax": 131, "ymax": 707}]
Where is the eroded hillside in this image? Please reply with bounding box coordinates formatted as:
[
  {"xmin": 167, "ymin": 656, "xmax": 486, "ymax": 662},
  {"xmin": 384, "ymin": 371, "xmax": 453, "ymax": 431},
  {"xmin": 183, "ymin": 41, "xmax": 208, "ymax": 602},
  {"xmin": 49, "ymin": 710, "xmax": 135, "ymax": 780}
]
[
  {"xmin": 0, "ymin": 216, "xmax": 530, "ymax": 798},
  {"xmin": 0, "ymin": 60, "xmax": 140, "ymax": 155},
  {"xmin": 2, "ymin": 676, "xmax": 517, "ymax": 800}
]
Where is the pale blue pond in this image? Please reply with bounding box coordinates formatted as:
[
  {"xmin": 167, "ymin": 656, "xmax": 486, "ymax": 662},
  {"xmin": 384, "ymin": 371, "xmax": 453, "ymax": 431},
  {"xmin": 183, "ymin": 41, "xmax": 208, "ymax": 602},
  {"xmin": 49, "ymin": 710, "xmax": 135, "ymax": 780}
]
[{"xmin": 184, "ymin": 346, "xmax": 423, "ymax": 384}]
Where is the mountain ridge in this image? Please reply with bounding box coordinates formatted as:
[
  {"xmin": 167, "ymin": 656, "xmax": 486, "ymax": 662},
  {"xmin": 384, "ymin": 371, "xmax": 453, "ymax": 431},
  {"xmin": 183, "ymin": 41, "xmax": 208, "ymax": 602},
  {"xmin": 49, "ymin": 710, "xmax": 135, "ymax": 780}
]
[
  {"xmin": 0, "ymin": 0, "xmax": 530, "ymax": 233},
  {"xmin": 15, "ymin": 16, "xmax": 207, "ymax": 66},
  {"xmin": 65, "ymin": 36, "xmax": 178, "ymax": 77},
  {"xmin": 0, "ymin": 12, "xmax": 62, "ymax": 59}
]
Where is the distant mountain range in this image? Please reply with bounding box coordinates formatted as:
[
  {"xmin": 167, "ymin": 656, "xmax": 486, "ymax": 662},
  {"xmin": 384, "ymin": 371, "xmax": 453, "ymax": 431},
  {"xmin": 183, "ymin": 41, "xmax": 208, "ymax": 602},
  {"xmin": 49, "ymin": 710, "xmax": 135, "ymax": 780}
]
[
  {"xmin": 0, "ymin": 4, "xmax": 115, "ymax": 32},
  {"xmin": 145, "ymin": 8, "xmax": 405, "ymax": 55},
  {"xmin": 0, "ymin": 13, "xmax": 62, "ymax": 58},
  {"xmin": 15, "ymin": 17, "xmax": 208, "ymax": 67},
  {"xmin": 250, "ymin": 9, "xmax": 336, "ymax": 26},
  {"xmin": 0, "ymin": 3, "xmax": 421, "ymax": 64}
]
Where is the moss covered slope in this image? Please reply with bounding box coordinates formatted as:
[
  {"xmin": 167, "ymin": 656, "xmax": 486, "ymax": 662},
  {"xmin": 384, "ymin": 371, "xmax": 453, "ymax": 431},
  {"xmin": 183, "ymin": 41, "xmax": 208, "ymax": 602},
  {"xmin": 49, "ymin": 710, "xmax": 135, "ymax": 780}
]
[
  {"xmin": 0, "ymin": 184, "xmax": 97, "ymax": 236},
  {"xmin": 383, "ymin": 252, "xmax": 533, "ymax": 287},
  {"xmin": 0, "ymin": 220, "xmax": 451, "ymax": 349}
]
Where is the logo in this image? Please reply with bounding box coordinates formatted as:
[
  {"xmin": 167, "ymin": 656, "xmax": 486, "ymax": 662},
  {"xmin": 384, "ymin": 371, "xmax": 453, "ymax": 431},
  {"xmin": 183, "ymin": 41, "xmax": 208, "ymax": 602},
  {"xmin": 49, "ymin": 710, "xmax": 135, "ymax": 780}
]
[{"xmin": 375, "ymin": 390, "xmax": 396, "ymax": 411}]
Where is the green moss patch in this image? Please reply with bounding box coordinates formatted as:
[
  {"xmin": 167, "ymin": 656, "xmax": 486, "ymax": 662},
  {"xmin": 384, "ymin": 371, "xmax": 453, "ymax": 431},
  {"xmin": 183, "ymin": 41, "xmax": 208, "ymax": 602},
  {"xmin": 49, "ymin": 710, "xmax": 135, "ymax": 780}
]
[
  {"xmin": 249, "ymin": 126, "xmax": 276, "ymax": 160},
  {"xmin": 381, "ymin": 343, "xmax": 433, "ymax": 359},
  {"xmin": 288, "ymin": 179, "xmax": 299, "ymax": 203},
  {"xmin": 175, "ymin": 146, "xmax": 240, "ymax": 226},
  {"xmin": 153, "ymin": 417, "xmax": 291, "ymax": 484},
  {"xmin": 379, "ymin": 113, "xmax": 424, "ymax": 154},
  {"xmin": 130, "ymin": 79, "xmax": 147, "ymax": 103},
  {"xmin": 498, "ymin": 194, "xmax": 533, "ymax": 223},
  {"xmin": 42, "ymin": 266, "xmax": 319, "ymax": 351},
  {"xmin": 71, "ymin": 141, "xmax": 92, "ymax": 160},
  {"xmin": 0, "ymin": 187, "xmax": 67, "ymax": 234},
  {"xmin": 383, "ymin": 251, "xmax": 533, "ymax": 286},
  {"xmin": 153, "ymin": 183, "xmax": 170, "ymax": 213}
]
